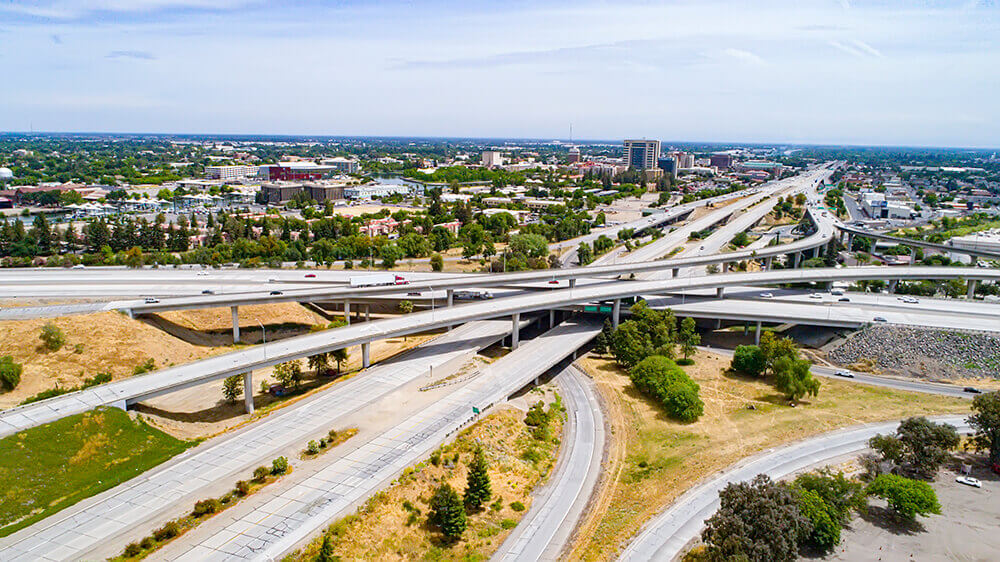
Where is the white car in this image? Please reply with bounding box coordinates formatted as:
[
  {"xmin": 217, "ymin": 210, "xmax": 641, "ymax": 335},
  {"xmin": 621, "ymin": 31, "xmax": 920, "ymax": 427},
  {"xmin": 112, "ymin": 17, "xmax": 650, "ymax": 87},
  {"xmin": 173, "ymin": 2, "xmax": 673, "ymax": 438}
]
[
  {"xmin": 197, "ymin": 271, "xmax": 210, "ymax": 276},
  {"xmin": 956, "ymin": 476, "xmax": 982, "ymax": 488},
  {"xmin": 834, "ymin": 370, "xmax": 855, "ymax": 378},
  {"xmin": 760, "ymin": 292, "xmax": 774, "ymax": 298},
  {"xmin": 809, "ymin": 293, "xmax": 823, "ymax": 299},
  {"xmin": 902, "ymin": 296, "xmax": 919, "ymax": 304},
  {"xmin": 72, "ymin": 264, "xmax": 86, "ymax": 269}
]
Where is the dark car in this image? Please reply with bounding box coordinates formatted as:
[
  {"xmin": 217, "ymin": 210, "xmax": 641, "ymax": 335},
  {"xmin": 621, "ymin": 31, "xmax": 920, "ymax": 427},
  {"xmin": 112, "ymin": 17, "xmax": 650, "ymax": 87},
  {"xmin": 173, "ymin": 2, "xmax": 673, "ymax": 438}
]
[
  {"xmin": 838, "ymin": 297, "xmax": 850, "ymax": 302},
  {"xmin": 270, "ymin": 290, "xmax": 283, "ymax": 295},
  {"xmin": 964, "ymin": 387, "xmax": 983, "ymax": 394},
  {"xmin": 202, "ymin": 289, "xmax": 214, "ymax": 295}
]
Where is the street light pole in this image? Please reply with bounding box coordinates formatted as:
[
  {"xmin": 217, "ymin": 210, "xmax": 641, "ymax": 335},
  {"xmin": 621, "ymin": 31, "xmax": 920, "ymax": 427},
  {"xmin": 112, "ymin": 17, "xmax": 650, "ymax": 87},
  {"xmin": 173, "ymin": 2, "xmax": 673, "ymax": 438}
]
[{"xmin": 258, "ymin": 320, "xmax": 266, "ymax": 360}]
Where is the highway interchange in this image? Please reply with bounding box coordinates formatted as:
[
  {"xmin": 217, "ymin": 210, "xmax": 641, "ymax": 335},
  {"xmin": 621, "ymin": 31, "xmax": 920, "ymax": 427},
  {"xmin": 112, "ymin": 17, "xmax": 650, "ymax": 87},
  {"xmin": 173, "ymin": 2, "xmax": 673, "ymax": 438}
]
[{"xmin": 0, "ymin": 162, "xmax": 997, "ymax": 561}]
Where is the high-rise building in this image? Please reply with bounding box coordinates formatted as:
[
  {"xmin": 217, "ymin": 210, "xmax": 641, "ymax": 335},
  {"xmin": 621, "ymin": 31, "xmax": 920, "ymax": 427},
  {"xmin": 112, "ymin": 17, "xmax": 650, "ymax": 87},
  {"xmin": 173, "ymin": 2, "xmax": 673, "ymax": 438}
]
[
  {"xmin": 567, "ymin": 146, "xmax": 581, "ymax": 163},
  {"xmin": 710, "ymin": 153, "xmax": 733, "ymax": 169},
  {"xmin": 482, "ymin": 150, "xmax": 504, "ymax": 168},
  {"xmin": 623, "ymin": 139, "xmax": 661, "ymax": 170},
  {"xmin": 657, "ymin": 156, "xmax": 678, "ymax": 175},
  {"xmin": 674, "ymin": 152, "xmax": 694, "ymax": 169}
]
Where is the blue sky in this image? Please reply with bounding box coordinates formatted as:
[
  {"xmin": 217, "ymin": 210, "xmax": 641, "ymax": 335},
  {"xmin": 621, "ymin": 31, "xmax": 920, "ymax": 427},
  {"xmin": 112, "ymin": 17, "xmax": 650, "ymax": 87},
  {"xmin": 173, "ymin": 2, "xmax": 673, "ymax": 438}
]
[{"xmin": 1, "ymin": 0, "xmax": 998, "ymax": 147}]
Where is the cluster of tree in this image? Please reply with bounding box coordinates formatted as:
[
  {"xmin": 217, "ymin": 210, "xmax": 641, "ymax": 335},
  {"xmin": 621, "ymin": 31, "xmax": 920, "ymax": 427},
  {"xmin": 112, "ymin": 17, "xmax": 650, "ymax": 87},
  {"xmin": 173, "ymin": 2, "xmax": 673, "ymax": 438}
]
[
  {"xmin": 864, "ymin": 416, "xmax": 960, "ymax": 480},
  {"xmin": 730, "ymin": 332, "xmax": 820, "ymax": 402},
  {"xmin": 697, "ymin": 467, "xmax": 938, "ymax": 562},
  {"xmin": 771, "ymin": 195, "xmax": 805, "ymax": 220},
  {"xmin": 629, "ymin": 356, "xmax": 704, "ymax": 422},
  {"xmin": 428, "ymin": 444, "xmax": 493, "ymax": 541}
]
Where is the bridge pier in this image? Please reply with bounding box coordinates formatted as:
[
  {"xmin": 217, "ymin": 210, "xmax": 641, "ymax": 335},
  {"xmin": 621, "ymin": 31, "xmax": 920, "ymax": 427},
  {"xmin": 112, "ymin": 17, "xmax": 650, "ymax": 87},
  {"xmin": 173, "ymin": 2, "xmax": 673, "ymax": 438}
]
[
  {"xmin": 511, "ymin": 313, "xmax": 520, "ymax": 350},
  {"xmin": 231, "ymin": 306, "xmax": 240, "ymax": 343},
  {"xmin": 743, "ymin": 322, "xmax": 749, "ymax": 335},
  {"xmin": 344, "ymin": 300, "xmax": 351, "ymax": 325},
  {"xmin": 971, "ymin": 255, "xmax": 979, "ymax": 266},
  {"xmin": 365, "ymin": 304, "xmax": 370, "ymax": 322},
  {"xmin": 909, "ymin": 247, "xmax": 917, "ymax": 263},
  {"xmin": 754, "ymin": 321, "xmax": 762, "ymax": 345},
  {"xmin": 569, "ymin": 278, "xmax": 577, "ymax": 288},
  {"xmin": 362, "ymin": 342, "xmax": 371, "ymax": 368},
  {"xmin": 764, "ymin": 256, "xmax": 773, "ymax": 270},
  {"xmin": 549, "ymin": 309, "xmax": 555, "ymax": 328},
  {"xmin": 888, "ymin": 279, "xmax": 898, "ymax": 294},
  {"xmin": 793, "ymin": 252, "xmax": 801, "ymax": 268},
  {"xmin": 716, "ymin": 287, "xmax": 725, "ymax": 299},
  {"xmin": 243, "ymin": 372, "xmax": 254, "ymax": 414},
  {"xmin": 722, "ymin": 262, "xmax": 730, "ymax": 273},
  {"xmin": 612, "ymin": 299, "xmax": 621, "ymax": 329},
  {"xmin": 968, "ymin": 279, "xmax": 978, "ymax": 299},
  {"xmin": 672, "ymin": 268, "xmax": 679, "ymax": 278},
  {"xmin": 446, "ymin": 289, "xmax": 454, "ymax": 331}
]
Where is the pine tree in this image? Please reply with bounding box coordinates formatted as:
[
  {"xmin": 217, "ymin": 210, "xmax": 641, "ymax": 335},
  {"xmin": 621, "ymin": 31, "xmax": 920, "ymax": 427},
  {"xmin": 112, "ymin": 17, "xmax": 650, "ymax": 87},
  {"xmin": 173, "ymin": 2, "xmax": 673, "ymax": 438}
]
[
  {"xmin": 463, "ymin": 445, "xmax": 492, "ymax": 511},
  {"xmin": 430, "ymin": 483, "xmax": 467, "ymax": 541}
]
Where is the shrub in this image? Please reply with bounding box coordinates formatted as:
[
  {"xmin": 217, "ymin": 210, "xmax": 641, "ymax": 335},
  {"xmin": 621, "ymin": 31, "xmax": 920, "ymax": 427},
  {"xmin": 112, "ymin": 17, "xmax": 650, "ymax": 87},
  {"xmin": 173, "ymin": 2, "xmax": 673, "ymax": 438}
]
[
  {"xmin": 140, "ymin": 536, "xmax": 154, "ymax": 549},
  {"xmin": 39, "ymin": 322, "xmax": 66, "ymax": 351},
  {"xmin": 307, "ymin": 440, "xmax": 320, "ymax": 455},
  {"xmin": 866, "ymin": 474, "xmax": 941, "ymax": 521},
  {"xmin": 123, "ymin": 542, "xmax": 142, "ymax": 557},
  {"xmin": 132, "ymin": 358, "xmax": 156, "ymax": 375},
  {"xmin": 253, "ymin": 466, "xmax": 270, "ymax": 482},
  {"xmin": 83, "ymin": 371, "xmax": 112, "ymax": 387},
  {"xmin": 509, "ymin": 501, "xmax": 525, "ymax": 512},
  {"xmin": 731, "ymin": 345, "xmax": 766, "ymax": 376},
  {"xmin": 500, "ymin": 518, "xmax": 517, "ymax": 529},
  {"xmin": 490, "ymin": 497, "xmax": 504, "ymax": 512},
  {"xmin": 271, "ymin": 456, "xmax": 289, "ymax": 475},
  {"xmin": 629, "ymin": 356, "xmax": 704, "ymax": 422},
  {"xmin": 153, "ymin": 521, "xmax": 180, "ymax": 541},
  {"xmin": 524, "ymin": 401, "xmax": 548, "ymax": 426},
  {"xmin": 430, "ymin": 451, "xmax": 442, "ymax": 466},
  {"xmin": 0, "ymin": 356, "xmax": 22, "ymax": 391},
  {"xmin": 676, "ymin": 357, "xmax": 695, "ymax": 366},
  {"xmin": 235, "ymin": 480, "xmax": 251, "ymax": 496},
  {"xmin": 192, "ymin": 498, "xmax": 221, "ymax": 516},
  {"xmin": 796, "ymin": 488, "xmax": 841, "ymax": 550}
]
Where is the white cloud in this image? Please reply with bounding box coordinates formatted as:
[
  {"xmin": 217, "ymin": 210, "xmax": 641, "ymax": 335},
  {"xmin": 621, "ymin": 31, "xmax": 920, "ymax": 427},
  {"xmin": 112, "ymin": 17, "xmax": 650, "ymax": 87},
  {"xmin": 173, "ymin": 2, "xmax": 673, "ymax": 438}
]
[{"xmin": 721, "ymin": 47, "xmax": 766, "ymax": 66}]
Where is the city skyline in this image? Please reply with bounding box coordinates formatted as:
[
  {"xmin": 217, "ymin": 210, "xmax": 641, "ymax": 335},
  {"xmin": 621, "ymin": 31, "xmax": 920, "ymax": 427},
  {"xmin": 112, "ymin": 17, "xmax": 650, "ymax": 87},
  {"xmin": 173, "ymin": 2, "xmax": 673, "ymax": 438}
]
[{"xmin": 2, "ymin": 0, "xmax": 999, "ymax": 148}]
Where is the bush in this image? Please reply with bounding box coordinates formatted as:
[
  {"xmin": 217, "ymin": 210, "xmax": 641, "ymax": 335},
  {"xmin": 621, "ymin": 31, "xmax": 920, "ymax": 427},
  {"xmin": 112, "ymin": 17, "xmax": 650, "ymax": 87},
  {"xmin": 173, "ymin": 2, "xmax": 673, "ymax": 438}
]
[
  {"xmin": 235, "ymin": 480, "xmax": 251, "ymax": 496},
  {"xmin": 524, "ymin": 401, "xmax": 548, "ymax": 426},
  {"xmin": 0, "ymin": 355, "xmax": 22, "ymax": 391},
  {"xmin": 307, "ymin": 440, "xmax": 320, "ymax": 455},
  {"xmin": 39, "ymin": 322, "xmax": 66, "ymax": 351},
  {"xmin": 500, "ymin": 518, "xmax": 517, "ymax": 529},
  {"xmin": 731, "ymin": 345, "xmax": 766, "ymax": 376},
  {"xmin": 123, "ymin": 542, "xmax": 142, "ymax": 557},
  {"xmin": 253, "ymin": 466, "xmax": 270, "ymax": 482},
  {"xmin": 796, "ymin": 488, "xmax": 841, "ymax": 550},
  {"xmin": 629, "ymin": 356, "xmax": 704, "ymax": 422},
  {"xmin": 132, "ymin": 357, "xmax": 156, "ymax": 375},
  {"xmin": 509, "ymin": 501, "xmax": 525, "ymax": 512},
  {"xmin": 140, "ymin": 536, "xmax": 154, "ymax": 549},
  {"xmin": 676, "ymin": 357, "xmax": 695, "ymax": 366},
  {"xmin": 866, "ymin": 474, "xmax": 941, "ymax": 520},
  {"xmin": 271, "ymin": 456, "xmax": 289, "ymax": 475},
  {"xmin": 192, "ymin": 498, "xmax": 221, "ymax": 516},
  {"xmin": 153, "ymin": 520, "xmax": 180, "ymax": 541}
]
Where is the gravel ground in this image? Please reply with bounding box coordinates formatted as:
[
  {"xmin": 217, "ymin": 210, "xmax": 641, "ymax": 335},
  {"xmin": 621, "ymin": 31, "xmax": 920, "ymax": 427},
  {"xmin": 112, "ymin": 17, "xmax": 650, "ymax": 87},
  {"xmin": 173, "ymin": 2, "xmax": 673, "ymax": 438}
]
[{"xmin": 828, "ymin": 325, "xmax": 1000, "ymax": 380}]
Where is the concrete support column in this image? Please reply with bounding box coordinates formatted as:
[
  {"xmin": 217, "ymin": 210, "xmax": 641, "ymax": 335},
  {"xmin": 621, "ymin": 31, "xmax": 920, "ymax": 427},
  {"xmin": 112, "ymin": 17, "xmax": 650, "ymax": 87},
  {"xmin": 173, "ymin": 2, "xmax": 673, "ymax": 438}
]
[
  {"xmin": 231, "ymin": 305, "xmax": 240, "ymax": 343},
  {"xmin": 511, "ymin": 313, "xmax": 520, "ymax": 350},
  {"xmin": 362, "ymin": 342, "xmax": 371, "ymax": 368},
  {"xmin": 794, "ymin": 252, "xmax": 802, "ymax": 268},
  {"xmin": 847, "ymin": 234, "xmax": 854, "ymax": 250},
  {"xmin": 764, "ymin": 256, "xmax": 773, "ymax": 270},
  {"xmin": 909, "ymin": 247, "xmax": 916, "ymax": 262},
  {"xmin": 971, "ymin": 255, "xmax": 979, "ymax": 266},
  {"xmin": 344, "ymin": 300, "xmax": 351, "ymax": 325},
  {"xmin": 754, "ymin": 321, "xmax": 762, "ymax": 345},
  {"xmin": 888, "ymin": 279, "xmax": 898, "ymax": 294},
  {"xmin": 743, "ymin": 322, "xmax": 749, "ymax": 335},
  {"xmin": 612, "ymin": 299, "xmax": 621, "ymax": 329},
  {"xmin": 243, "ymin": 372, "xmax": 254, "ymax": 415},
  {"xmin": 569, "ymin": 278, "xmax": 577, "ymax": 288},
  {"xmin": 716, "ymin": 286, "xmax": 725, "ymax": 299},
  {"xmin": 365, "ymin": 304, "xmax": 370, "ymax": 322},
  {"xmin": 548, "ymin": 309, "xmax": 555, "ymax": 329},
  {"xmin": 812, "ymin": 246, "xmax": 820, "ymax": 258},
  {"xmin": 446, "ymin": 289, "xmax": 454, "ymax": 307},
  {"xmin": 722, "ymin": 262, "xmax": 730, "ymax": 273},
  {"xmin": 968, "ymin": 279, "xmax": 978, "ymax": 299},
  {"xmin": 672, "ymin": 268, "xmax": 679, "ymax": 278},
  {"xmin": 715, "ymin": 319, "xmax": 722, "ymax": 330}
]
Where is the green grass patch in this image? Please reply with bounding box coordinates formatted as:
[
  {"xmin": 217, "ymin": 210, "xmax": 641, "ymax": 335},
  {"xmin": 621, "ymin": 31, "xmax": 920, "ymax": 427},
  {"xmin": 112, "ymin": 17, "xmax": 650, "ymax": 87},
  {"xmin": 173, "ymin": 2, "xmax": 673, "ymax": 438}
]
[{"xmin": 0, "ymin": 406, "xmax": 193, "ymax": 537}]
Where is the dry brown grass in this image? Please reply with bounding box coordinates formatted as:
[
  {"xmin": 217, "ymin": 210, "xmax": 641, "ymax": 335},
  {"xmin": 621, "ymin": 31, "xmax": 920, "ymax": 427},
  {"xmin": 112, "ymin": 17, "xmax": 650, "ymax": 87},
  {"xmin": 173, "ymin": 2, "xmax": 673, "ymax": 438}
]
[
  {"xmin": 157, "ymin": 302, "xmax": 325, "ymax": 332},
  {"xmin": 0, "ymin": 312, "xmax": 222, "ymax": 408},
  {"xmin": 287, "ymin": 401, "xmax": 565, "ymax": 561},
  {"xmin": 567, "ymin": 351, "xmax": 971, "ymax": 562}
]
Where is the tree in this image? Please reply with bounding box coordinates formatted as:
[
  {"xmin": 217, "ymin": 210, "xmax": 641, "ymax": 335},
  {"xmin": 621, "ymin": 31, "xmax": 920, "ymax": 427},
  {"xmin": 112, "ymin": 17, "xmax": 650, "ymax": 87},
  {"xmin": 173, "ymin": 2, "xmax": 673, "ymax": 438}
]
[
  {"xmin": 398, "ymin": 300, "xmax": 414, "ymax": 314},
  {"xmin": 463, "ymin": 445, "xmax": 492, "ymax": 511},
  {"xmin": 629, "ymin": 355, "xmax": 704, "ymax": 422},
  {"xmin": 968, "ymin": 391, "xmax": 1000, "ymax": 468},
  {"xmin": 702, "ymin": 474, "xmax": 810, "ymax": 562},
  {"xmin": 731, "ymin": 345, "xmax": 766, "ymax": 377},
  {"xmin": 39, "ymin": 322, "xmax": 66, "ymax": 352},
  {"xmin": 429, "ymin": 483, "xmax": 467, "ymax": 541},
  {"xmin": 331, "ymin": 348, "xmax": 348, "ymax": 373},
  {"xmin": 0, "ymin": 356, "xmax": 22, "ymax": 391},
  {"xmin": 593, "ymin": 318, "xmax": 614, "ymax": 355},
  {"xmin": 379, "ymin": 244, "xmax": 403, "ymax": 269},
  {"xmin": 429, "ymin": 253, "xmax": 444, "ymax": 272},
  {"xmin": 577, "ymin": 242, "xmax": 593, "ymax": 265},
  {"xmin": 316, "ymin": 532, "xmax": 336, "ymax": 562},
  {"xmin": 758, "ymin": 331, "xmax": 799, "ymax": 374},
  {"xmin": 678, "ymin": 317, "xmax": 700, "ymax": 362},
  {"xmin": 869, "ymin": 417, "xmax": 959, "ymax": 479},
  {"xmin": 610, "ymin": 321, "xmax": 651, "ymax": 368},
  {"xmin": 866, "ymin": 474, "xmax": 941, "ymax": 521},
  {"xmin": 222, "ymin": 375, "xmax": 244, "ymax": 403},
  {"xmin": 795, "ymin": 488, "xmax": 840, "ymax": 551},
  {"xmin": 308, "ymin": 352, "xmax": 329, "ymax": 374},
  {"xmin": 273, "ymin": 359, "xmax": 303, "ymax": 389},
  {"xmin": 772, "ymin": 356, "xmax": 820, "ymax": 402},
  {"xmin": 793, "ymin": 469, "xmax": 865, "ymax": 525}
]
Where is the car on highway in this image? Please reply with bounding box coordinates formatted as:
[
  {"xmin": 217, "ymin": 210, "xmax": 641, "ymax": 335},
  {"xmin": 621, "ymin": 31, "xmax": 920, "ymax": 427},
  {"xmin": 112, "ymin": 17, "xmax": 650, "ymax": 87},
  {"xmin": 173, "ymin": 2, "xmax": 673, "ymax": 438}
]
[
  {"xmin": 144, "ymin": 297, "xmax": 160, "ymax": 304},
  {"xmin": 202, "ymin": 289, "xmax": 215, "ymax": 295},
  {"xmin": 196, "ymin": 271, "xmax": 210, "ymax": 276},
  {"xmin": 407, "ymin": 291, "xmax": 422, "ymax": 296},
  {"xmin": 72, "ymin": 264, "xmax": 86, "ymax": 269},
  {"xmin": 873, "ymin": 316, "xmax": 887, "ymax": 322},
  {"xmin": 809, "ymin": 293, "xmax": 823, "ymax": 299},
  {"xmin": 956, "ymin": 476, "xmax": 982, "ymax": 488},
  {"xmin": 901, "ymin": 296, "xmax": 919, "ymax": 304},
  {"xmin": 834, "ymin": 370, "xmax": 855, "ymax": 378},
  {"xmin": 964, "ymin": 387, "xmax": 983, "ymax": 394},
  {"xmin": 838, "ymin": 297, "xmax": 851, "ymax": 302},
  {"xmin": 760, "ymin": 292, "xmax": 773, "ymax": 298},
  {"xmin": 269, "ymin": 290, "xmax": 283, "ymax": 295},
  {"xmin": 304, "ymin": 273, "xmax": 317, "ymax": 278},
  {"xmin": 549, "ymin": 279, "xmax": 560, "ymax": 285}
]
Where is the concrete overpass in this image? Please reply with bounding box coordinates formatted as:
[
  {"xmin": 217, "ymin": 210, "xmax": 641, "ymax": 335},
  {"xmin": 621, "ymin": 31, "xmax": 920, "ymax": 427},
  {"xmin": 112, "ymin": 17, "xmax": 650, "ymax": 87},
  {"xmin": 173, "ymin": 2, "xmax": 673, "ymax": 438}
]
[
  {"xmin": 837, "ymin": 224, "xmax": 1000, "ymax": 261},
  {"xmin": 1, "ymin": 265, "xmax": 997, "ymax": 437}
]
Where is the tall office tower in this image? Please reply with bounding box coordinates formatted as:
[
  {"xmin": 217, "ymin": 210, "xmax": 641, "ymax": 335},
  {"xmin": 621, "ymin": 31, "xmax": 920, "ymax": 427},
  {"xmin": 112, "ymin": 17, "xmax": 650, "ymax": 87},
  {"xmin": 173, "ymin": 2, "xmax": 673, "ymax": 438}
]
[
  {"xmin": 623, "ymin": 139, "xmax": 661, "ymax": 170},
  {"xmin": 674, "ymin": 152, "xmax": 694, "ymax": 169},
  {"xmin": 710, "ymin": 153, "xmax": 733, "ymax": 169}
]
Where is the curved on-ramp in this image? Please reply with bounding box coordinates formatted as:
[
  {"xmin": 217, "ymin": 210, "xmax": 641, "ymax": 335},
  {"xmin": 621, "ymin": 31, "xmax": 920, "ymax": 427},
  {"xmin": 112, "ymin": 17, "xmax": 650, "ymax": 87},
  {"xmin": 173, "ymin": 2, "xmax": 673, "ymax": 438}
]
[{"xmin": 617, "ymin": 415, "xmax": 970, "ymax": 561}]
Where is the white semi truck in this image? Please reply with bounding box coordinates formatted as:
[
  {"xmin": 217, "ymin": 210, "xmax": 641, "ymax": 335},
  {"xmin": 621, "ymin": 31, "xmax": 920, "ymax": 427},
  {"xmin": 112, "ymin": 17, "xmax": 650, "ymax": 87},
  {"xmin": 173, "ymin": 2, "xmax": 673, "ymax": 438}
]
[{"xmin": 348, "ymin": 274, "xmax": 409, "ymax": 287}]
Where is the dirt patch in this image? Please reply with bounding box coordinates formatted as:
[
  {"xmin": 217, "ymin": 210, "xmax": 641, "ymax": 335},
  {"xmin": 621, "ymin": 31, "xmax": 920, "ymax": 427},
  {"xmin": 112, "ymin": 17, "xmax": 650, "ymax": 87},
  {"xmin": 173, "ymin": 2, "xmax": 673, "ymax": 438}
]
[
  {"xmin": 566, "ymin": 351, "xmax": 970, "ymax": 562},
  {"xmin": 0, "ymin": 312, "xmax": 224, "ymax": 409},
  {"xmin": 156, "ymin": 302, "xmax": 325, "ymax": 332}
]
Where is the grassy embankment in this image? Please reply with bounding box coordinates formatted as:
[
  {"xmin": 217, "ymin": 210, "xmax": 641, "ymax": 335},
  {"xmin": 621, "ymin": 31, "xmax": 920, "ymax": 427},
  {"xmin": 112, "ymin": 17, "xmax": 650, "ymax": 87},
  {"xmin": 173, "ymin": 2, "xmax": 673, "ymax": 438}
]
[
  {"xmin": 0, "ymin": 407, "xmax": 193, "ymax": 538},
  {"xmin": 568, "ymin": 351, "xmax": 971, "ymax": 561}
]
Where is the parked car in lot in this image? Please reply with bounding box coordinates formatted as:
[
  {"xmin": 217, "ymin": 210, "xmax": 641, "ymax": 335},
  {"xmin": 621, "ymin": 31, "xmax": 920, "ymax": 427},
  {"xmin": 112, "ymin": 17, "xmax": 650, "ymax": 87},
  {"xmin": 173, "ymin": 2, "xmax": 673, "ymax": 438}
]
[{"xmin": 956, "ymin": 476, "xmax": 982, "ymax": 488}]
